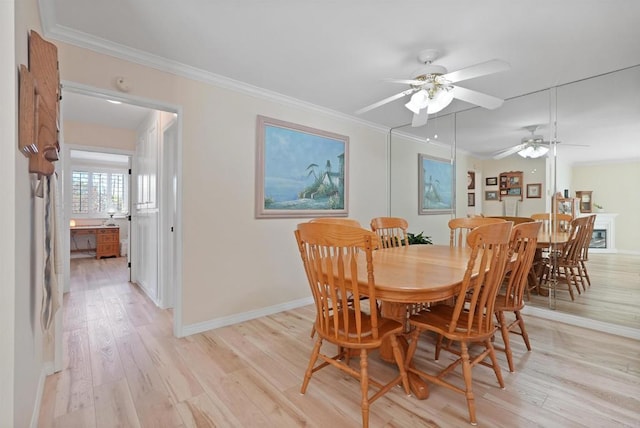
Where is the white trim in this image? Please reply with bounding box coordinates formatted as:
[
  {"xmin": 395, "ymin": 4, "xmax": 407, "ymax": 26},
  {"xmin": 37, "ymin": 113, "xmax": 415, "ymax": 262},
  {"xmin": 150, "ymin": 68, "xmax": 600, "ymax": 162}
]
[
  {"xmin": 29, "ymin": 364, "xmax": 53, "ymax": 428},
  {"xmin": 61, "ymin": 83, "xmax": 185, "ymax": 340},
  {"xmin": 178, "ymin": 297, "xmax": 313, "ymax": 338},
  {"xmin": 522, "ymin": 305, "xmax": 640, "ymax": 340}
]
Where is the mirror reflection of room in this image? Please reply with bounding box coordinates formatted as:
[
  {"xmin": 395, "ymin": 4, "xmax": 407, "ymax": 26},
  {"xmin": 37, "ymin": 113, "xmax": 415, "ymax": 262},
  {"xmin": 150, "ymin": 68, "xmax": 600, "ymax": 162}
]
[{"xmin": 390, "ymin": 65, "xmax": 640, "ymax": 331}]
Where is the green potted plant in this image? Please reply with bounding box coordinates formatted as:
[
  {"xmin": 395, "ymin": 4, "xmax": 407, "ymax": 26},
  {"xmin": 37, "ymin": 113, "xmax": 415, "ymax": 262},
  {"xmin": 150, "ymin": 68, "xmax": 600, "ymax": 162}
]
[{"xmin": 405, "ymin": 232, "xmax": 433, "ymax": 245}]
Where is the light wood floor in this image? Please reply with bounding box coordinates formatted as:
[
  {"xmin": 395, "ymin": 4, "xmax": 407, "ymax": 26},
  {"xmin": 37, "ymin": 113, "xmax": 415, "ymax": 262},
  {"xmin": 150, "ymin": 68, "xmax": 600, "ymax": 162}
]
[
  {"xmin": 38, "ymin": 256, "xmax": 640, "ymax": 427},
  {"xmin": 528, "ymin": 253, "xmax": 640, "ymax": 329}
]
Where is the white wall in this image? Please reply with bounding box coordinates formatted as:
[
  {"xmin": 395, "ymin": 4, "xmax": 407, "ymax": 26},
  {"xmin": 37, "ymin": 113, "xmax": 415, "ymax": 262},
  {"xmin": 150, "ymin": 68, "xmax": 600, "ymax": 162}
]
[
  {"xmin": 479, "ymin": 156, "xmax": 547, "ymax": 217},
  {"xmin": 0, "ymin": 0, "xmax": 17, "ymax": 424},
  {"xmin": 5, "ymin": 0, "xmax": 50, "ymax": 426},
  {"xmin": 63, "ymin": 120, "xmax": 137, "ymax": 151},
  {"xmin": 55, "ymin": 38, "xmax": 389, "ymax": 328},
  {"xmin": 572, "ymin": 160, "xmax": 640, "ymax": 253}
]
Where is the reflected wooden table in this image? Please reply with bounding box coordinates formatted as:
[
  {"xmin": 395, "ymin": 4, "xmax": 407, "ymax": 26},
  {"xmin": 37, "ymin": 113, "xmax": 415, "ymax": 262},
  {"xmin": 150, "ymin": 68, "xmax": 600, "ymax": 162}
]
[{"xmin": 353, "ymin": 245, "xmax": 474, "ymax": 399}]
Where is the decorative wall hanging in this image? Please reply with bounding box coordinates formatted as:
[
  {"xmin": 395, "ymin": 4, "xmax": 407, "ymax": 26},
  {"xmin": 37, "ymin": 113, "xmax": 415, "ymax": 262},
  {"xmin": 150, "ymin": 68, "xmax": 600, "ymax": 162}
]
[
  {"xmin": 255, "ymin": 115, "xmax": 349, "ymax": 219},
  {"xmin": 18, "ymin": 30, "xmax": 60, "ymax": 176},
  {"xmin": 418, "ymin": 153, "xmax": 453, "ymax": 215}
]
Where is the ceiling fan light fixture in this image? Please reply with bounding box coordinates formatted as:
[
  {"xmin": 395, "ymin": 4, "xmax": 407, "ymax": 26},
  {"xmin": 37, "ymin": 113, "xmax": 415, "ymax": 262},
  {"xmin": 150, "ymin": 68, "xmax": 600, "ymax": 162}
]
[
  {"xmin": 405, "ymin": 90, "xmax": 429, "ymax": 114},
  {"xmin": 518, "ymin": 145, "xmax": 549, "ymax": 158},
  {"xmin": 427, "ymin": 87, "xmax": 454, "ymax": 113}
]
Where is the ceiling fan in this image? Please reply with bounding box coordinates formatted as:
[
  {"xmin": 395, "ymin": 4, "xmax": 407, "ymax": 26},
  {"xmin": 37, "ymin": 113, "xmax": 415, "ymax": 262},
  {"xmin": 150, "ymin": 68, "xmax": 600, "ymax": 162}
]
[
  {"xmin": 492, "ymin": 125, "xmax": 588, "ymax": 159},
  {"xmin": 355, "ymin": 49, "xmax": 510, "ymax": 127}
]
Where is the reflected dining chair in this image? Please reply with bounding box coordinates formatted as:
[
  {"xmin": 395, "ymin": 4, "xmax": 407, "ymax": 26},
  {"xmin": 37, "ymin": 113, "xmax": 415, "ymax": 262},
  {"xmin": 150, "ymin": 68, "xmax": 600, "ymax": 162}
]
[
  {"xmin": 404, "ymin": 221, "xmax": 513, "ymax": 426},
  {"xmin": 295, "ymin": 223, "xmax": 410, "ymax": 428},
  {"xmin": 494, "ymin": 221, "xmax": 541, "ymax": 372},
  {"xmin": 448, "ymin": 217, "xmax": 506, "ymax": 247},
  {"xmin": 577, "ymin": 214, "xmax": 596, "ymax": 288},
  {"xmin": 370, "ymin": 216, "xmax": 409, "ymax": 248},
  {"xmin": 539, "ymin": 216, "xmax": 590, "ymax": 300}
]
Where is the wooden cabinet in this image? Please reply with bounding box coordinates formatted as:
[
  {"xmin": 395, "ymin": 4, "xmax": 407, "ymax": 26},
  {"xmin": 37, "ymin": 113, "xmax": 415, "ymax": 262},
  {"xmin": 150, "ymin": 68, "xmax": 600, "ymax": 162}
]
[
  {"xmin": 576, "ymin": 191, "xmax": 592, "ymax": 213},
  {"xmin": 96, "ymin": 227, "xmax": 120, "ymax": 259},
  {"xmin": 499, "ymin": 171, "xmax": 523, "ymax": 201},
  {"xmin": 555, "ymin": 196, "xmax": 580, "ymax": 218}
]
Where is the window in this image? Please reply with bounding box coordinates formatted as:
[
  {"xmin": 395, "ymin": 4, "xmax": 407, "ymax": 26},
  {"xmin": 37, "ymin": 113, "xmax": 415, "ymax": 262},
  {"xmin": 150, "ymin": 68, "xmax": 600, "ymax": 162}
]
[{"xmin": 71, "ymin": 168, "xmax": 128, "ymax": 216}]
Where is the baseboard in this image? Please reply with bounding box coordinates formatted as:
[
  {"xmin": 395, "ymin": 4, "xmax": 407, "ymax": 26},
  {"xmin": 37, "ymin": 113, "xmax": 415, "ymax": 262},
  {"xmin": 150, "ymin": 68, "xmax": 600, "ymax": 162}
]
[
  {"xmin": 179, "ymin": 296, "xmax": 314, "ymax": 337},
  {"xmin": 30, "ymin": 362, "xmax": 54, "ymax": 428},
  {"xmin": 522, "ymin": 305, "xmax": 640, "ymax": 340}
]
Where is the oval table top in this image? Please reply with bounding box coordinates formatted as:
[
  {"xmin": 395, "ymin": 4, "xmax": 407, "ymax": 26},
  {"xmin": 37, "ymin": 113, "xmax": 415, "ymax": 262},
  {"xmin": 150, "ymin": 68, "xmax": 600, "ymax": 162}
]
[{"xmin": 358, "ymin": 245, "xmax": 474, "ymax": 304}]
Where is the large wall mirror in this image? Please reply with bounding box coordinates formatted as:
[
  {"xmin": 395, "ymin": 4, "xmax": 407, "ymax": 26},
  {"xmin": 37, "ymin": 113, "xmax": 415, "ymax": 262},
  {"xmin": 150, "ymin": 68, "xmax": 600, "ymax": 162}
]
[{"xmin": 390, "ymin": 65, "xmax": 640, "ymax": 335}]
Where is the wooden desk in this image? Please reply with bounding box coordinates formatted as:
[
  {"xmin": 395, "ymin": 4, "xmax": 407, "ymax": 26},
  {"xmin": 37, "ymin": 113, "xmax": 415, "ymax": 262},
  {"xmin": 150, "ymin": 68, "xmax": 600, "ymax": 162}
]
[{"xmin": 71, "ymin": 226, "xmax": 120, "ymax": 259}]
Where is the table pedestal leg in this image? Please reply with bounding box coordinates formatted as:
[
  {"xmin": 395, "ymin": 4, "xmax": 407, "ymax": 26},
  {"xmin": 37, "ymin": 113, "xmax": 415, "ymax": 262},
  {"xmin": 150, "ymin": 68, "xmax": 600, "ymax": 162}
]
[{"xmin": 379, "ymin": 301, "xmax": 429, "ymax": 400}]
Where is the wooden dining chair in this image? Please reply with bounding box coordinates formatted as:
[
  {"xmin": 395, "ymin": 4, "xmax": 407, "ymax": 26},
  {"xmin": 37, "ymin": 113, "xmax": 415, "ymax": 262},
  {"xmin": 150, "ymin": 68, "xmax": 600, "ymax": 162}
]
[
  {"xmin": 404, "ymin": 221, "xmax": 513, "ymax": 426},
  {"xmin": 448, "ymin": 216, "xmax": 506, "ymax": 247},
  {"xmin": 308, "ymin": 218, "xmax": 365, "ymax": 337},
  {"xmin": 294, "ymin": 223, "xmax": 410, "ymax": 428},
  {"xmin": 370, "ymin": 216, "xmax": 431, "ymax": 314},
  {"xmin": 531, "ymin": 212, "xmax": 572, "ymax": 232},
  {"xmin": 370, "ymin": 216, "xmax": 409, "ymax": 248},
  {"xmin": 577, "ymin": 214, "xmax": 596, "ymax": 288},
  {"xmin": 540, "ymin": 216, "xmax": 590, "ymax": 300},
  {"xmin": 494, "ymin": 221, "xmax": 541, "ymax": 372}
]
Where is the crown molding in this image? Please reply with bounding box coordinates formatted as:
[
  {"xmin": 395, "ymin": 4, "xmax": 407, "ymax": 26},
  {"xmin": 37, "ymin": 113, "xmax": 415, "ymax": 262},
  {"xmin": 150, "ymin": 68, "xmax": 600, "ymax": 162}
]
[{"xmin": 38, "ymin": 11, "xmax": 388, "ymax": 135}]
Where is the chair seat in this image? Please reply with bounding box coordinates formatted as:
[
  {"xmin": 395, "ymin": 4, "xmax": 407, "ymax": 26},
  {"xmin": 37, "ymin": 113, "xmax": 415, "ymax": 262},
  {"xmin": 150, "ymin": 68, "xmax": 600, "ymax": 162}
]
[
  {"xmin": 494, "ymin": 293, "xmax": 525, "ymax": 312},
  {"xmin": 321, "ymin": 310, "xmax": 404, "ymax": 348},
  {"xmin": 410, "ymin": 305, "xmax": 497, "ymax": 341}
]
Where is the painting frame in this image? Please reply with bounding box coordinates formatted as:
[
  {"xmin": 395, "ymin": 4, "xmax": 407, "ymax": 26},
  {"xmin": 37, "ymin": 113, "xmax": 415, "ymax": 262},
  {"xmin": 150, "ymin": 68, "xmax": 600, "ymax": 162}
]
[
  {"xmin": 418, "ymin": 153, "xmax": 454, "ymax": 215},
  {"xmin": 485, "ymin": 190, "xmax": 498, "ymax": 201},
  {"xmin": 467, "ymin": 192, "xmax": 475, "ymax": 207},
  {"xmin": 527, "ymin": 183, "xmax": 542, "ymax": 198},
  {"xmin": 485, "ymin": 176, "xmax": 498, "ymax": 186},
  {"xmin": 255, "ymin": 115, "xmax": 349, "ymax": 219}
]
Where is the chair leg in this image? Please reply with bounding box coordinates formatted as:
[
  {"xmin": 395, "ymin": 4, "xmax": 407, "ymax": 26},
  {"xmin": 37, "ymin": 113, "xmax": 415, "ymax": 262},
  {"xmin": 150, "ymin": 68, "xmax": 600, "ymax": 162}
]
[
  {"xmin": 301, "ymin": 338, "xmax": 322, "ymax": 394},
  {"xmin": 515, "ymin": 310, "xmax": 532, "ymax": 351},
  {"xmin": 496, "ymin": 311, "xmax": 514, "ymax": 372},
  {"xmin": 435, "ymin": 334, "xmax": 444, "ymax": 361},
  {"xmin": 459, "ymin": 342, "xmax": 477, "ymax": 426},
  {"xmin": 485, "ymin": 339, "xmax": 505, "ymax": 389},
  {"xmin": 359, "ymin": 348, "xmax": 370, "ymax": 428}
]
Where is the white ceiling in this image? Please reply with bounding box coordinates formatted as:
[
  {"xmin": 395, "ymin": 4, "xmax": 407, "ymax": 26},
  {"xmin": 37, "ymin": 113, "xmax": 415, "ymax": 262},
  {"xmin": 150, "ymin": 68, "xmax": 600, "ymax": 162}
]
[{"xmin": 48, "ymin": 0, "xmax": 640, "ymax": 163}]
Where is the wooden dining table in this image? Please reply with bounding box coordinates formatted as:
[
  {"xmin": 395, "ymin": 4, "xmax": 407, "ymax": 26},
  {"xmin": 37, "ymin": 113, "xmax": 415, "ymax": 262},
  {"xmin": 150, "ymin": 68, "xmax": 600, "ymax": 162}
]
[{"xmin": 350, "ymin": 244, "xmax": 476, "ymax": 399}]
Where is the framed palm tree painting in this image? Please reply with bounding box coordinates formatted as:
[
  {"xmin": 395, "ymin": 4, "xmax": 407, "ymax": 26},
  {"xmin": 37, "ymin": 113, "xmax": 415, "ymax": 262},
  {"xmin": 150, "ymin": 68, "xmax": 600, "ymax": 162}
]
[
  {"xmin": 418, "ymin": 153, "xmax": 454, "ymax": 215},
  {"xmin": 255, "ymin": 115, "xmax": 349, "ymax": 218}
]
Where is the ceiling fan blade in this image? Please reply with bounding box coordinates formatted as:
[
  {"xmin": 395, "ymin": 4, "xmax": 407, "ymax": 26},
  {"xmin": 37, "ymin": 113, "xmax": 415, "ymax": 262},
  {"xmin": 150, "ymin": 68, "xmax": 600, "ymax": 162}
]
[
  {"xmin": 384, "ymin": 78, "xmax": 426, "ymax": 85},
  {"xmin": 493, "ymin": 144, "xmax": 526, "ymax": 159},
  {"xmin": 355, "ymin": 89, "xmax": 415, "ymax": 115},
  {"xmin": 443, "ymin": 59, "xmax": 510, "ymax": 83},
  {"xmin": 450, "ymin": 86, "xmax": 504, "ymax": 110},
  {"xmin": 411, "ymin": 108, "xmax": 429, "ymax": 127}
]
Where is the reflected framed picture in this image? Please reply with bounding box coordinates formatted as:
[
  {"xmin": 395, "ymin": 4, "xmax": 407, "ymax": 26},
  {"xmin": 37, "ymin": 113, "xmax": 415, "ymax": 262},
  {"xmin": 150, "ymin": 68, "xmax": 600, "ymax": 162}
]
[
  {"xmin": 255, "ymin": 115, "xmax": 349, "ymax": 218},
  {"xmin": 467, "ymin": 171, "xmax": 475, "ymax": 190},
  {"xmin": 467, "ymin": 192, "xmax": 475, "ymax": 207},
  {"xmin": 418, "ymin": 154, "xmax": 454, "ymax": 215},
  {"xmin": 485, "ymin": 190, "xmax": 498, "ymax": 201},
  {"xmin": 486, "ymin": 177, "xmax": 498, "ymax": 186},
  {"xmin": 527, "ymin": 183, "xmax": 542, "ymax": 198}
]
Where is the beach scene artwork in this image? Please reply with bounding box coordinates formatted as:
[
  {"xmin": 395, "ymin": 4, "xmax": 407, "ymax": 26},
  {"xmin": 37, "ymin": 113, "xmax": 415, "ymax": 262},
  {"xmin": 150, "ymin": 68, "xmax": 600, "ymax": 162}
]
[
  {"xmin": 256, "ymin": 116, "xmax": 348, "ymax": 218},
  {"xmin": 419, "ymin": 154, "xmax": 453, "ymax": 214}
]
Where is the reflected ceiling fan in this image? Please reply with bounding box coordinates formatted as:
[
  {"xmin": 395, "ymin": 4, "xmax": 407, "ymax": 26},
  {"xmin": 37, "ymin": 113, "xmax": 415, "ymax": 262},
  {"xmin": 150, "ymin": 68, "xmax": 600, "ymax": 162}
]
[
  {"xmin": 356, "ymin": 49, "xmax": 510, "ymax": 127},
  {"xmin": 492, "ymin": 125, "xmax": 588, "ymax": 159}
]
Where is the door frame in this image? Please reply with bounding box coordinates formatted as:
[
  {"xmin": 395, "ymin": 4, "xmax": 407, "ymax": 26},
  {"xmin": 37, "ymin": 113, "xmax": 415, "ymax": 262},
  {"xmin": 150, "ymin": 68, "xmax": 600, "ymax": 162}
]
[{"xmin": 60, "ymin": 81, "xmax": 184, "ymax": 338}]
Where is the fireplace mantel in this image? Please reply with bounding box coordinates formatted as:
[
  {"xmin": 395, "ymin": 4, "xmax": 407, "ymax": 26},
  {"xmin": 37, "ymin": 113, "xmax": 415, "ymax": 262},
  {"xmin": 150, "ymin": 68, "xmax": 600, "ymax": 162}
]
[{"xmin": 581, "ymin": 212, "xmax": 618, "ymax": 253}]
